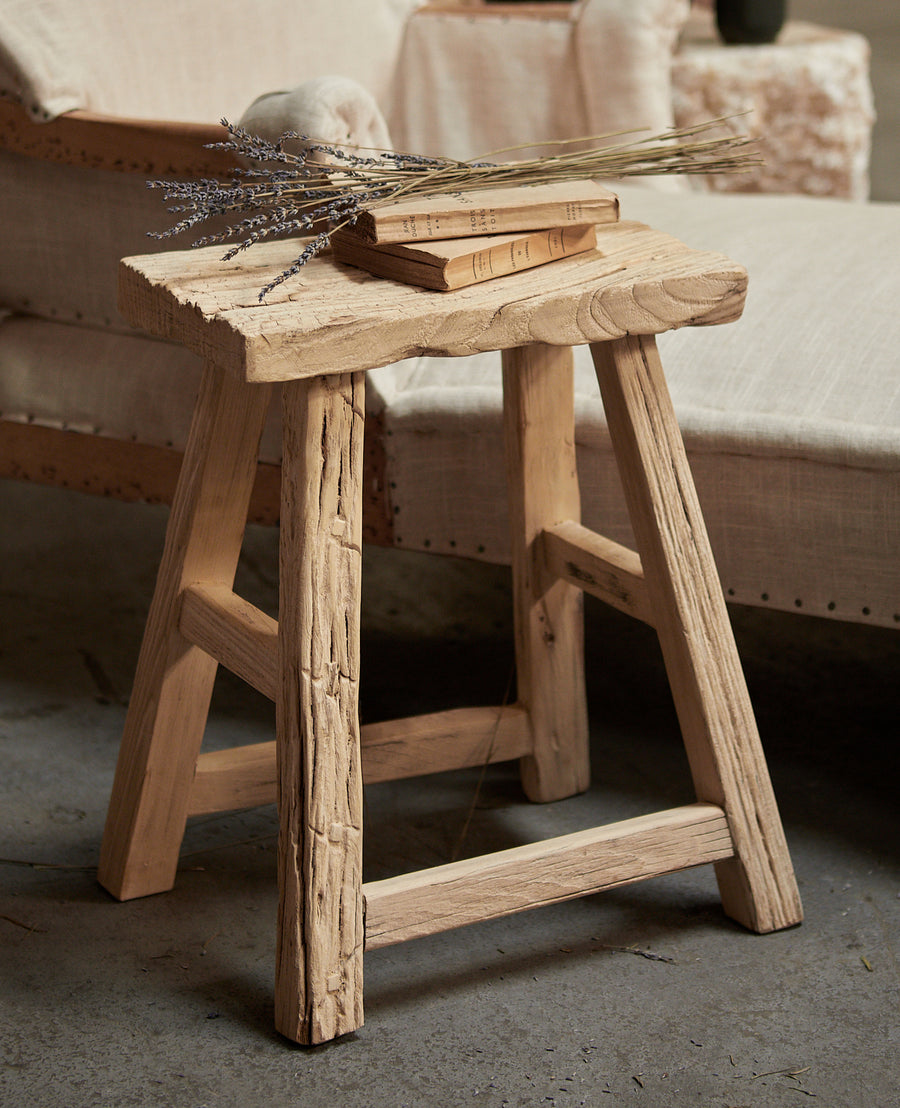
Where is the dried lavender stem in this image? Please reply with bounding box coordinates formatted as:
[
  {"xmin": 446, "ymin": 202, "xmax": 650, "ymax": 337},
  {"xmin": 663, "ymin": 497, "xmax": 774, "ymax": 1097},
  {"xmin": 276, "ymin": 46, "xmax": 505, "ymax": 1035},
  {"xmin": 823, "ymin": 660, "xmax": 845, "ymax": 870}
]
[{"xmin": 148, "ymin": 117, "xmax": 761, "ymax": 299}]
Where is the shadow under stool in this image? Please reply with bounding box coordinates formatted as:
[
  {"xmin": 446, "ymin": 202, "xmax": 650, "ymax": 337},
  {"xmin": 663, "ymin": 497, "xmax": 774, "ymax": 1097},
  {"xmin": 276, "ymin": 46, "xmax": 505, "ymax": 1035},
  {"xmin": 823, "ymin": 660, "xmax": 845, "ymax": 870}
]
[{"xmin": 97, "ymin": 219, "xmax": 802, "ymax": 1044}]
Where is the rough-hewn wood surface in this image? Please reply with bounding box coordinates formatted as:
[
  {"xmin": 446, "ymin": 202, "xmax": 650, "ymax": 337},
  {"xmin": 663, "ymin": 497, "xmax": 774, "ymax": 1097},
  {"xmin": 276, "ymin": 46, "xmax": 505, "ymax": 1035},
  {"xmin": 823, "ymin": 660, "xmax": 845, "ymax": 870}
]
[
  {"xmin": 540, "ymin": 520, "xmax": 651, "ymax": 625},
  {"xmin": 179, "ymin": 583, "xmax": 279, "ymax": 700},
  {"xmin": 188, "ymin": 705, "xmax": 532, "ymax": 817},
  {"xmin": 97, "ymin": 364, "xmax": 273, "ymax": 901},
  {"xmin": 364, "ymin": 803, "xmax": 735, "ymax": 949},
  {"xmin": 591, "ymin": 335, "xmax": 803, "ymax": 933},
  {"xmin": 103, "ymin": 221, "xmax": 802, "ymax": 1049},
  {"xmin": 502, "ymin": 344, "xmax": 589, "ymax": 801},
  {"xmin": 118, "ymin": 221, "xmax": 747, "ymax": 382},
  {"xmin": 276, "ymin": 371, "xmax": 366, "ymax": 1044}
]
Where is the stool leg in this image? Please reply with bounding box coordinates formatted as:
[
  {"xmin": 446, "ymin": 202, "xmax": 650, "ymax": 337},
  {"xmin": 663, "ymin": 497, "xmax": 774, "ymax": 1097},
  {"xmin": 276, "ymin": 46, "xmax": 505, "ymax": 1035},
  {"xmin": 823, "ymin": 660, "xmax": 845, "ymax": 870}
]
[
  {"xmin": 98, "ymin": 363, "xmax": 274, "ymax": 901},
  {"xmin": 276, "ymin": 372, "xmax": 365, "ymax": 1045},
  {"xmin": 591, "ymin": 335, "xmax": 802, "ymax": 933},
  {"xmin": 502, "ymin": 344, "xmax": 590, "ymax": 802}
]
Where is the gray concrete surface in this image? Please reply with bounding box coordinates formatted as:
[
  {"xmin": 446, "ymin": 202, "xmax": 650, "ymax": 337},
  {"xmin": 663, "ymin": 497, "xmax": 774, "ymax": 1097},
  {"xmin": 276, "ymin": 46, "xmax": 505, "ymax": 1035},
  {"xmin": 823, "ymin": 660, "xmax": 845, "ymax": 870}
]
[{"xmin": 2, "ymin": 480, "xmax": 899, "ymax": 1107}]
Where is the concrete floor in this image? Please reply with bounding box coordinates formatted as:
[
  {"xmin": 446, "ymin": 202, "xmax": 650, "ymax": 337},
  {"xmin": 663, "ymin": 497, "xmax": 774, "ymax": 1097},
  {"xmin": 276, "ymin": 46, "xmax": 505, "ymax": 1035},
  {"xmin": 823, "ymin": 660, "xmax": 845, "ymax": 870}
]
[
  {"xmin": 3, "ymin": 2, "xmax": 899, "ymax": 1104},
  {"xmin": 2, "ymin": 479, "xmax": 899, "ymax": 1108}
]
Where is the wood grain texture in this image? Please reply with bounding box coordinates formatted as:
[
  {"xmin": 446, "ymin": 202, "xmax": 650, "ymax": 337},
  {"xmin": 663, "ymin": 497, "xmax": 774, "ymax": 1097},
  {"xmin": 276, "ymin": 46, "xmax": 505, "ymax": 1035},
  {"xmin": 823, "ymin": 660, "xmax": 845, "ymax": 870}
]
[
  {"xmin": 359, "ymin": 705, "xmax": 532, "ymax": 782},
  {"xmin": 502, "ymin": 344, "xmax": 590, "ymax": 801},
  {"xmin": 179, "ymin": 584, "xmax": 279, "ymax": 701},
  {"xmin": 118, "ymin": 221, "xmax": 748, "ymax": 383},
  {"xmin": 364, "ymin": 803, "xmax": 734, "ymax": 948},
  {"xmin": 97, "ymin": 364, "xmax": 273, "ymax": 900},
  {"xmin": 102, "ymin": 211, "xmax": 801, "ymax": 1055},
  {"xmin": 0, "ymin": 100, "xmax": 235, "ymax": 176},
  {"xmin": 276, "ymin": 371, "xmax": 366, "ymax": 1044},
  {"xmin": 188, "ymin": 705, "xmax": 532, "ymax": 816},
  {"xmin": 540, "ymin": 520, "xmax": 652, "ymax": 624},
  {"xmin": 189, "ymin": 741, "xmax": 278, "ymax": 817},
  {"xmin": 591, "ymin": 335, "xmax": 802, "ymax": 933}
]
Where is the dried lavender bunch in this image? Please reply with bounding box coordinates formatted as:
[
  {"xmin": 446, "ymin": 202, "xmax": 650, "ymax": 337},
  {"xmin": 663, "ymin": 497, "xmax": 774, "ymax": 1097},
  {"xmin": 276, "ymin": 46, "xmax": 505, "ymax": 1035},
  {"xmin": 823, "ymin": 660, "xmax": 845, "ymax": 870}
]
[{"xmin": 149, "ymin": 117, "xmax": 761, "ymax": 300}]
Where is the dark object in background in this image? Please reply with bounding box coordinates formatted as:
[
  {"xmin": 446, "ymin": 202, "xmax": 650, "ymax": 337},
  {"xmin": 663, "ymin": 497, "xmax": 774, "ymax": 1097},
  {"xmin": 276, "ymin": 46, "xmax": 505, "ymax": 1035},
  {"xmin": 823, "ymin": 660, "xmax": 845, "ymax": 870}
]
[{"xmin": 716, "ymin": 0, "xmax": 786, "ymax": 44}]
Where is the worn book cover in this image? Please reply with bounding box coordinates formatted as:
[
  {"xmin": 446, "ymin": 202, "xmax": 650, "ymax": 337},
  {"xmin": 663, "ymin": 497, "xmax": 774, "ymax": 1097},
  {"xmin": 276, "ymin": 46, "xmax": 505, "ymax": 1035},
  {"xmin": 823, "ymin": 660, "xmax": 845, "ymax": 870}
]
[
  {"xmin": 331, "ymin": 224, "xmax": 598, "ymax": 291},
  {"xmin": 351, "ymin": 180, "xmax": 618, "ymax": 244}
]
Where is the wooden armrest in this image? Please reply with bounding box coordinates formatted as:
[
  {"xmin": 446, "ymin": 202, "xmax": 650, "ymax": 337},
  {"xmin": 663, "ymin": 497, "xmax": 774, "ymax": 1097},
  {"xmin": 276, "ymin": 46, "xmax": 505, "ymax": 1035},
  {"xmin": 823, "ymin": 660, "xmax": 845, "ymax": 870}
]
[{"xmin": 0, "ymin": 99, "xmax": 238, "ymax": 177}]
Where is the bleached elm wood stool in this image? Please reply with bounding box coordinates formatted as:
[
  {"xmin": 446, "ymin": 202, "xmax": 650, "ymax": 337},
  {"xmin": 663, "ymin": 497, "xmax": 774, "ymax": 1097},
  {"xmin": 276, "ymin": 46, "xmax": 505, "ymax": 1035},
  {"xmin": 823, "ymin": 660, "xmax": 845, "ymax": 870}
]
[{"xmin": 98, "ymin": 220, "xmax": 802, "ymax": 1044}]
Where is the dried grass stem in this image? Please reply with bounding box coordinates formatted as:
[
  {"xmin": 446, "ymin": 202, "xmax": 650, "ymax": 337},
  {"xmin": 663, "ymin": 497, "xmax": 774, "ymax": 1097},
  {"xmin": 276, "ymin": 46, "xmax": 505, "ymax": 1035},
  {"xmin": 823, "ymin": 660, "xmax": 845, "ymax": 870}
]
[{"xmin": 149, "ymin": 116, "xmax": 759, "ymax": 298}]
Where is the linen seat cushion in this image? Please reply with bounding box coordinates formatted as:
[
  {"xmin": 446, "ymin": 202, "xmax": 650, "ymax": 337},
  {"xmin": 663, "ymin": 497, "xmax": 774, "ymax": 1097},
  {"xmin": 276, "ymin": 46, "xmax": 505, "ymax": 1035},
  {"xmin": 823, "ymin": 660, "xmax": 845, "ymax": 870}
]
[
  {"xmin": 374, "ymin": 184, "xmax": 900, "ymax": 628},
  {"xmin": 0, "ymin": 152, "xmax": 166, "ymax": 331}
]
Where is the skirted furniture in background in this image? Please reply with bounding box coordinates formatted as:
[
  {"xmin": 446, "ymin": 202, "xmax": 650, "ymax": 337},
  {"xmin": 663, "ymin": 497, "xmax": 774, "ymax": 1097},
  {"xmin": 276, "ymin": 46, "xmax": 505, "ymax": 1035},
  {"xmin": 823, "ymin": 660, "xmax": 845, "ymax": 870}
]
[
  {"xmin": 1, "ymin": 0, "xmax": 897, "ymax": 628},
  {"xmin": 672, "ymin": 10, "xmax": 874, "ymax": 199}
]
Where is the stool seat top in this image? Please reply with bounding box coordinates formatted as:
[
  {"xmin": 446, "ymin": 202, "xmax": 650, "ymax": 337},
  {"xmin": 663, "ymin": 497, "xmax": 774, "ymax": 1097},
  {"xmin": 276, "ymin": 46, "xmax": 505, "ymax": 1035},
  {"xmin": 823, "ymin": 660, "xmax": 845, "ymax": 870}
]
[{"xmin": 118, "ymin": 220, "xmax": 747, "ymax": 383}]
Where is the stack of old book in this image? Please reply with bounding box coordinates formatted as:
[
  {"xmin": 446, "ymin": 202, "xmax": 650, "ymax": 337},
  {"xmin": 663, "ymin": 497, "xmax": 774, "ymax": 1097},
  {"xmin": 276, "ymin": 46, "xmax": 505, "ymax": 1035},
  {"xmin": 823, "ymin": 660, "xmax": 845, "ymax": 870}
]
[{"xmin": 331, "ymin": 180, "xmax": 618, "ymax": 291}]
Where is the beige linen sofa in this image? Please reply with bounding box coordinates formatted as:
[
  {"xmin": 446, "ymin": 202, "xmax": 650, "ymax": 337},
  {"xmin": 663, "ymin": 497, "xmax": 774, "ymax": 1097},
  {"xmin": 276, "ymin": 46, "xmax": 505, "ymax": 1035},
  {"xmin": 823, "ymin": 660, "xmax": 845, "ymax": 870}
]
[{"xmin": 1, "ymin": 0, "xmax": 898, "ymax": 629}]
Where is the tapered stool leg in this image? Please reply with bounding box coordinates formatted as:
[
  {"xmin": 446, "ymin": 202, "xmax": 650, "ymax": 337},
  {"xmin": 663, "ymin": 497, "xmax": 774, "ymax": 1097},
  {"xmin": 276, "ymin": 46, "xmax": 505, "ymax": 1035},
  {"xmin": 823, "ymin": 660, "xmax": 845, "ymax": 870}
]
[
  {"xmin": 276, "ymin": 372, "xmax": 366, "ymax": 1044},
  {"xmin": 502, "ymin": 344, "xmax": 590, "ymax": 802},
  {"xmin": 98, "ymin": 363, "xmax": 274, "ymax": 901},
  {"xmin": 591, "ymin": 335, "xmax": 802, "ymax": 932}
]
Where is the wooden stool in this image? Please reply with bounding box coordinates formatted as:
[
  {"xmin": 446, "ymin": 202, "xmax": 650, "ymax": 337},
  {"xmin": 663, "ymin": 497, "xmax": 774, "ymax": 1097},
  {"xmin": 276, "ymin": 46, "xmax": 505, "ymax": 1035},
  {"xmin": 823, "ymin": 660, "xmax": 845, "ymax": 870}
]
[{"xmin": 98, "ymin": 221, "xmax": 802, "ymax": 1044}]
